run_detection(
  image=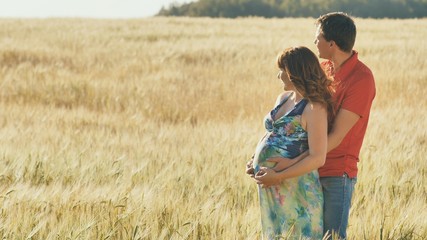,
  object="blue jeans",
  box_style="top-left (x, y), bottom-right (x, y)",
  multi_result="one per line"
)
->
top-left (320, 174), bottom-right (357, 239)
